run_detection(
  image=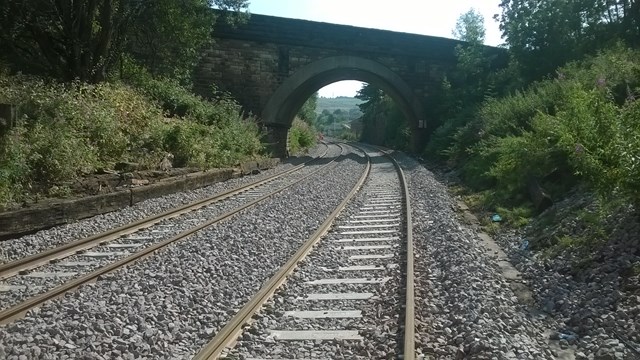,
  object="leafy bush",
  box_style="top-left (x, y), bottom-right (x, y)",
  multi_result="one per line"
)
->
top-left (288, 118), bottom-right (317, 155)
top-left (338, 131), bottom-right (358, 141)
top-left (618, 99), bottom-right (640, 203)
top-left (447, 79), bottom-right (569, 162)
top-left (0, 76), bottom-right (160, 201)
top-left (428, 45), bottom-right (640, 209)
top-left (120, 59), bottom-right (240, 125)
top-left (160, 115), bottom-right (263, 168)
top-left (0, 71), bottom-right (264, 208)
